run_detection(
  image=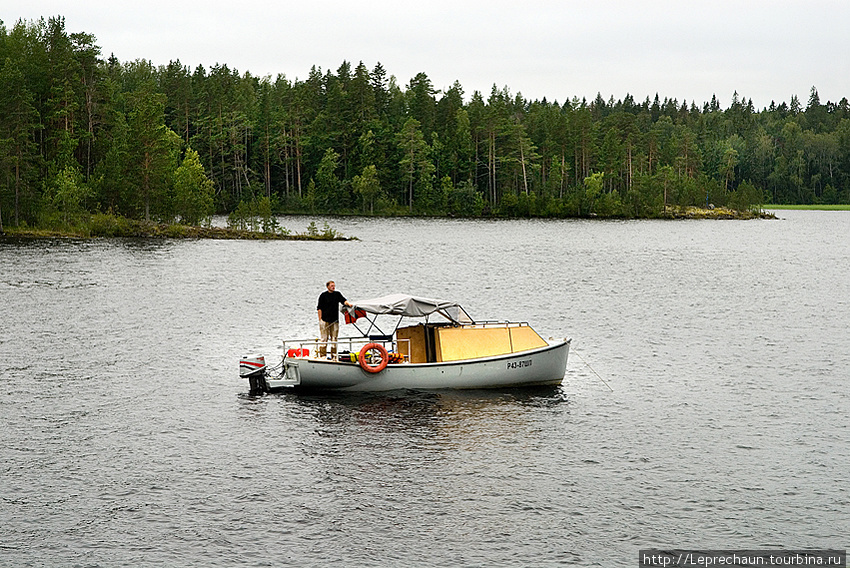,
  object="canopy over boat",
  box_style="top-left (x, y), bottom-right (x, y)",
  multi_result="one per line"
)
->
top-left (347, 294), bottom-right (474, 325)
